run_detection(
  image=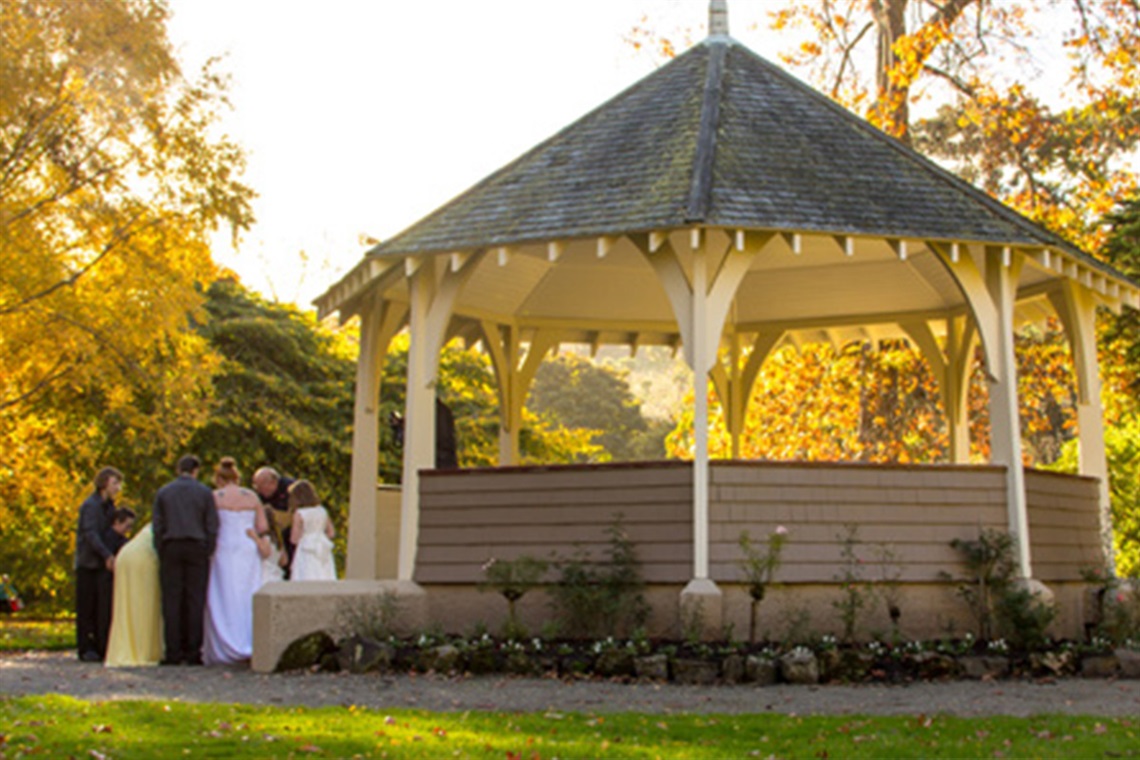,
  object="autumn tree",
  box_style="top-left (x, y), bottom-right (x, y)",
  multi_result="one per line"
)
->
top-left (765, 0), bottom-right (1140, 248)
top-left (0, 0), bottom-right (252, 607)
